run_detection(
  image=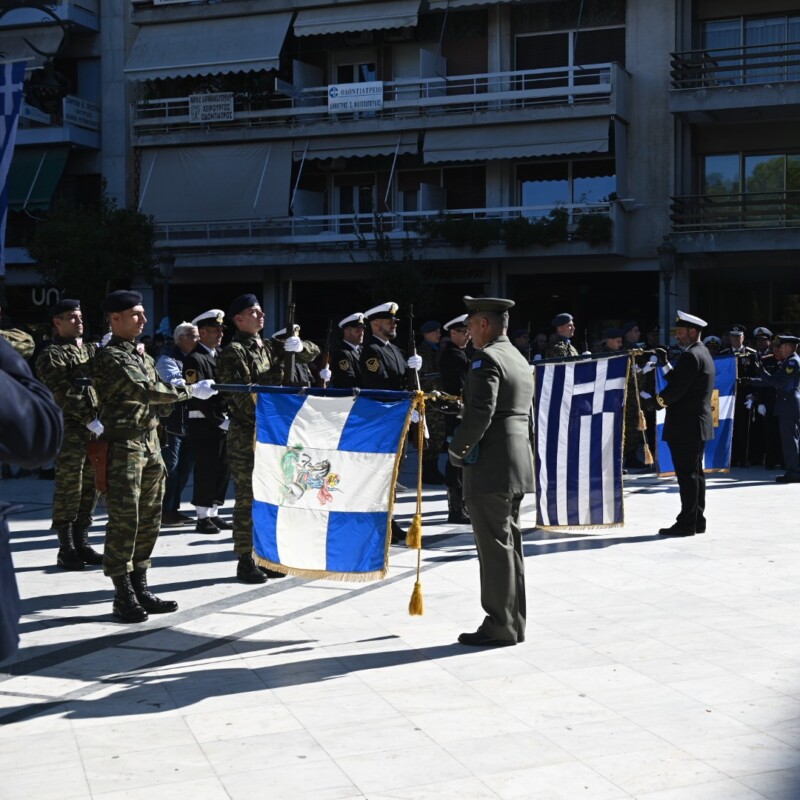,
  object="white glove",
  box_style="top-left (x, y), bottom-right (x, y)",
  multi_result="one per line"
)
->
top-left (99, 332), bottom-right (112, 347)
top-left (407, 354), bottom-right (423, 370)
top-left (757, 404), bottom-right (767, 417)
top-left (411, 410), bottom-right (420, 423)
top-left (284, 336), bottom-right (303, 353)
top-left (640, 360), bottom-right (655, 375)
top-left (218, 417), bottom-right (230, 432)
top-left (744, 396), bottom-right (753, 409)
top-left (190, 379), bottom-right (218, 400)
top-left (86, 417), bottom-right (104, 436)
top-left (639, 391), bottom-right (652, 400)
top-left (661, 363), bottom-right (673, 376)
top-left (319, 367), bottom-right (332, 381)
top-left (581, 351), bottom-right (592, 357)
